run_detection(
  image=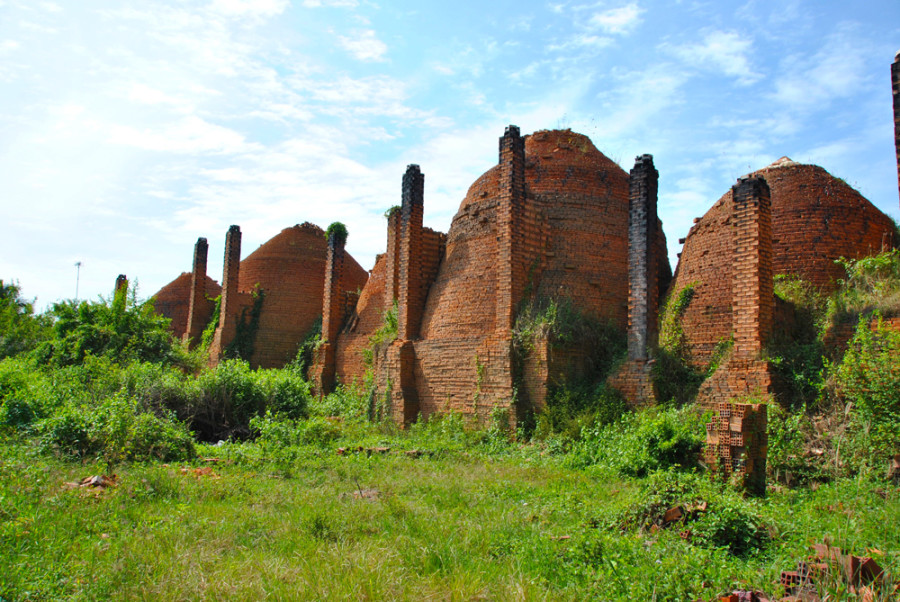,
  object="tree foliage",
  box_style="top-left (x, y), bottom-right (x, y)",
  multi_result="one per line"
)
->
top-left (0, 280), bottom-right (50, 359)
